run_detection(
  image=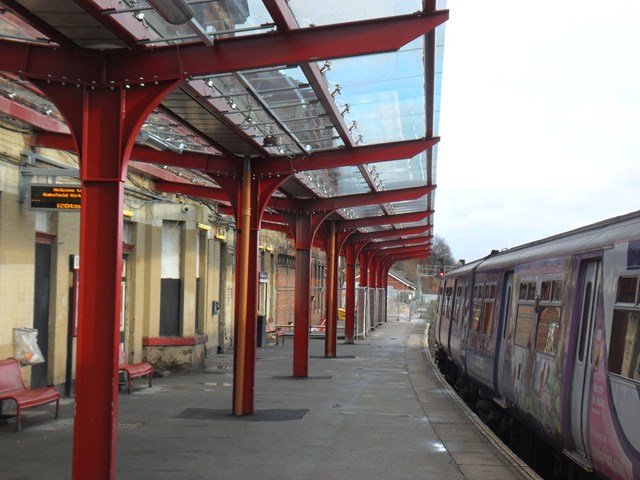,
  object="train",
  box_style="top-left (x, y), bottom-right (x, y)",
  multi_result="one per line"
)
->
top-left (434, 210), bottom-right (640, 479)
